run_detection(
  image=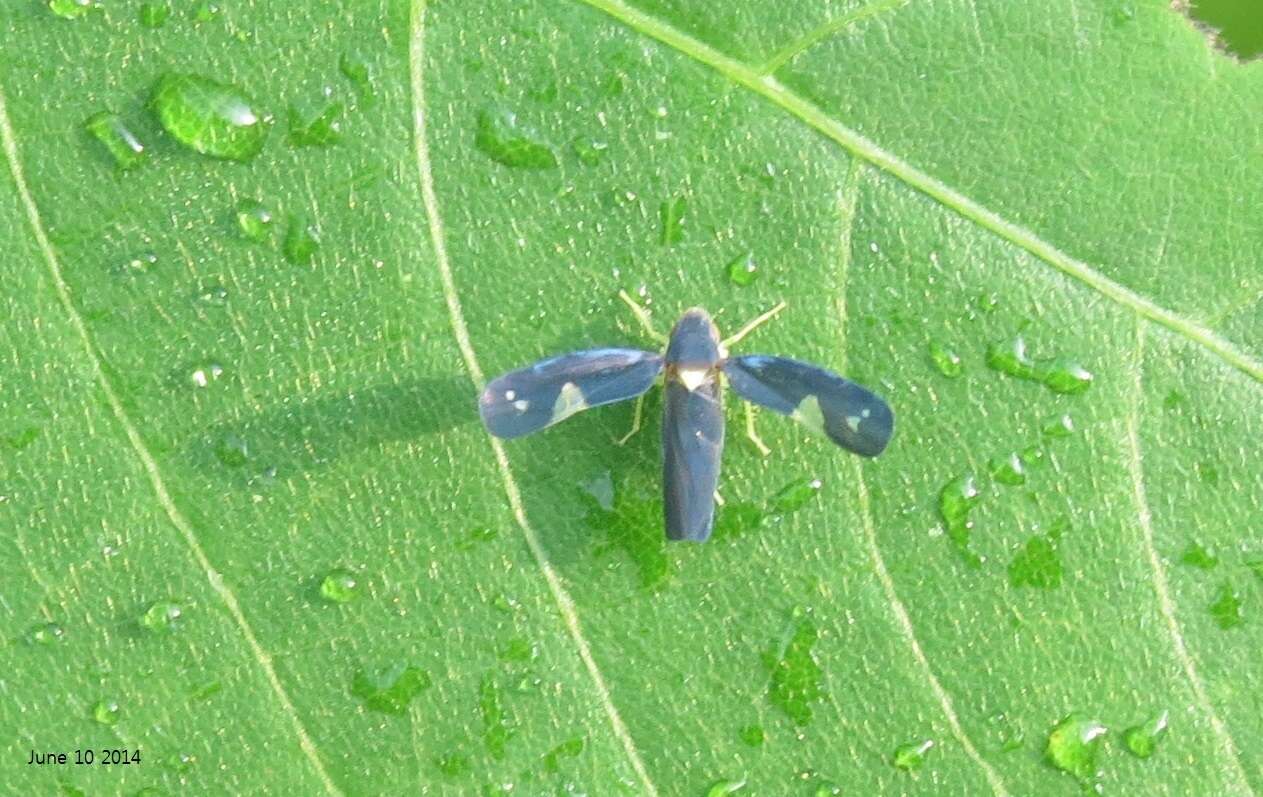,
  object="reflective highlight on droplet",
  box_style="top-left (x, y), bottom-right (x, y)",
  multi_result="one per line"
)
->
top-left (84, 112), bottom-right (145, 171)
top-left (151, 73), bottom-right (267, 161)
